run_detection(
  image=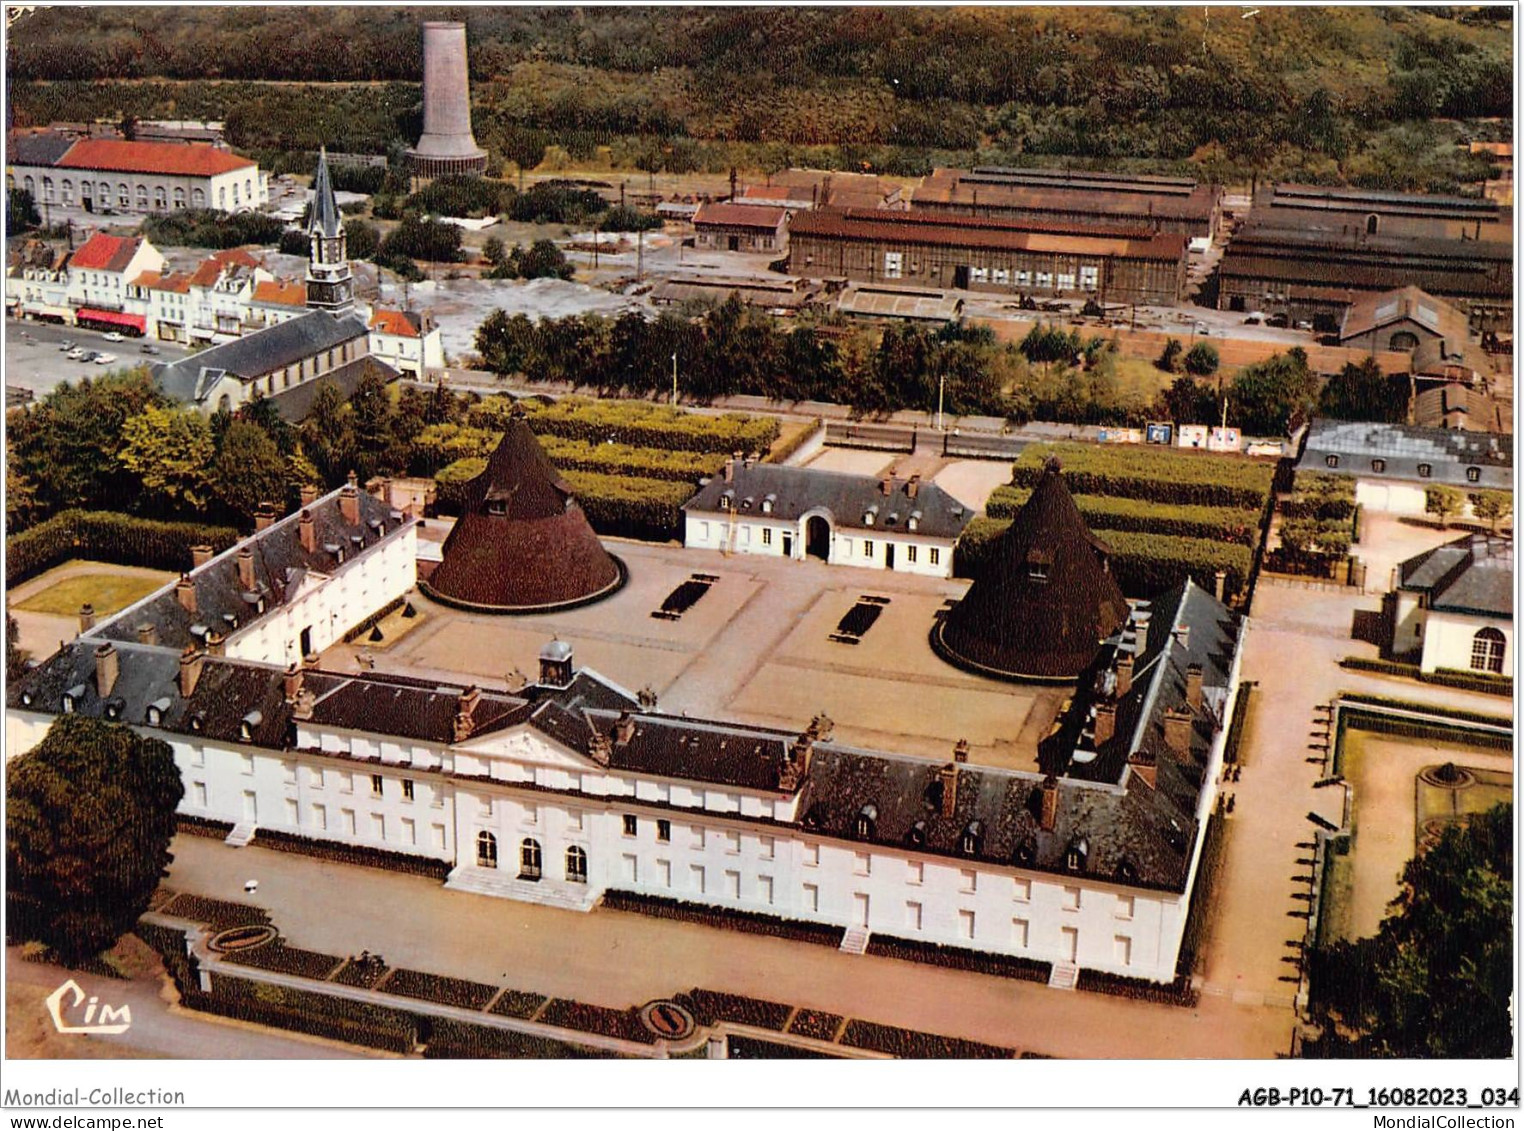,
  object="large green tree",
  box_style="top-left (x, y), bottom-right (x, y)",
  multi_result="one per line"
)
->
top-left (1309, 804), bottom-right (1512, 1058)
top-left (1318, 357), bottom-right (1408, 423)
top-left (7, 715), bottom-right (184, 963)
top-left (118, 405), bottom-right (216, 512)
top-left (211, 420), bottom-right (288, 521)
